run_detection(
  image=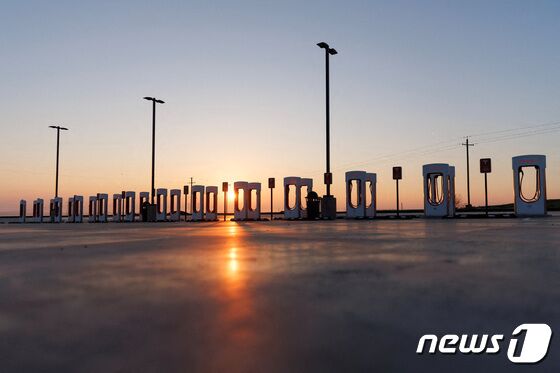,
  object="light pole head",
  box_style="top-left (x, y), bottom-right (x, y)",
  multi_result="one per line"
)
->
top-left (144, 96), bottom-right (165, 104)
top-left (49, 125), bottom-right (69, 131)
top-left (329, 48), bottom-right (338, 55)
top-left (317, 42), bottom-right (329, 49)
